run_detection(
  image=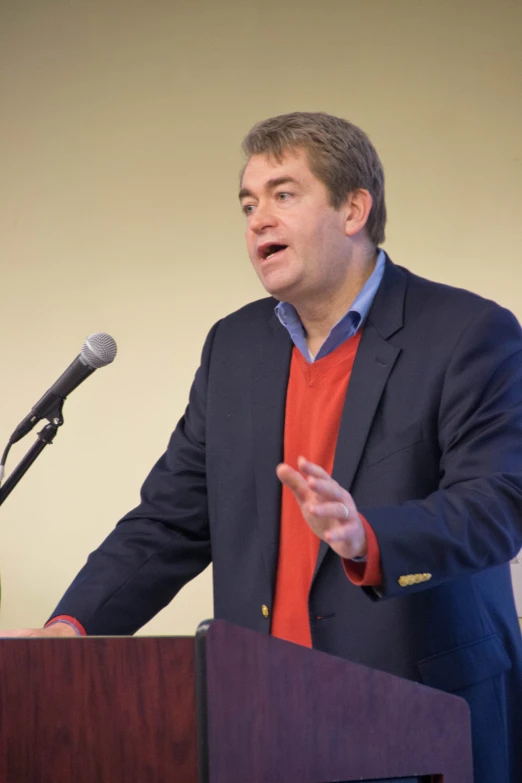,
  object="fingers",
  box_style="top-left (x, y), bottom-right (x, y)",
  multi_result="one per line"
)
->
top-left (306, 477), bottom-right (345, 502)
top-left (309, 501), bottom-right (351, 520)
top-left (297, 456), bottom-right (330, 479)
top-left (279, 458), bottom-right (352, 507)
top-left (325, 522), bottom-right (367, 560)
top-left (276, 463), bottom-right (309, 504)
top-left (299, 458), bottom-right (348, 504)
top-left (325, 524), bottom-right (356, 542)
